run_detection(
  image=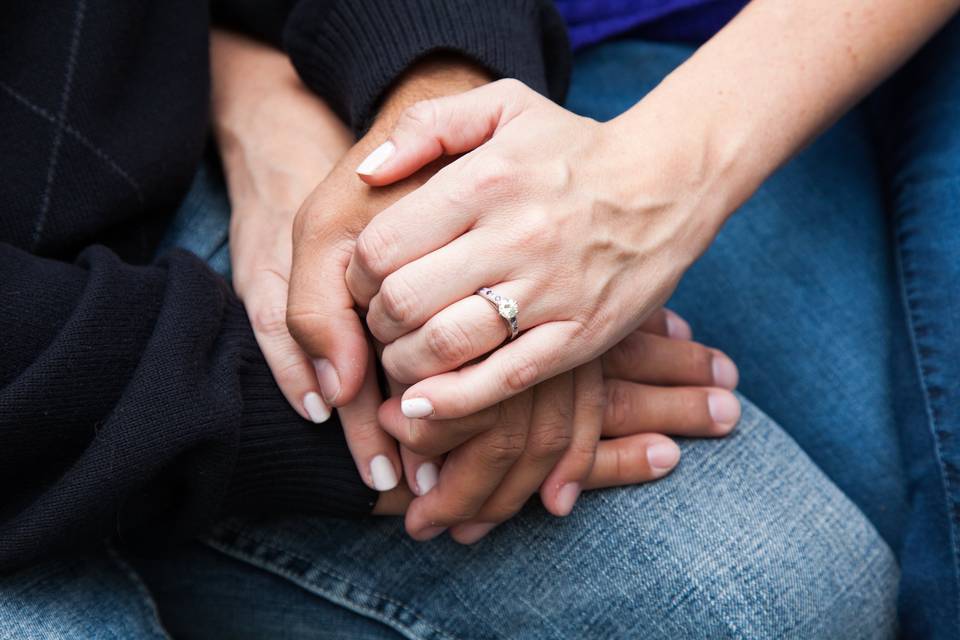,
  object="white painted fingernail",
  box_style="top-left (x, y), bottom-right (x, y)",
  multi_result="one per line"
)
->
top-left (370, 455), bottom-right (399, 491)
top-left (303, 392), bottom-right (331, 424)
top-left (356, 141), bottom-right (396, 175)
top-left (402, 397), bottom-right (434, 418)
top-left (416, 462), bottom-right (439, 495)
